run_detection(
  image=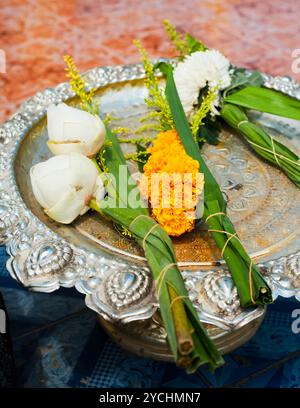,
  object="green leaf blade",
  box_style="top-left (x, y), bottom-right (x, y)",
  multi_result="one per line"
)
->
top-left (225, 86), bottom-right (300, 121)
